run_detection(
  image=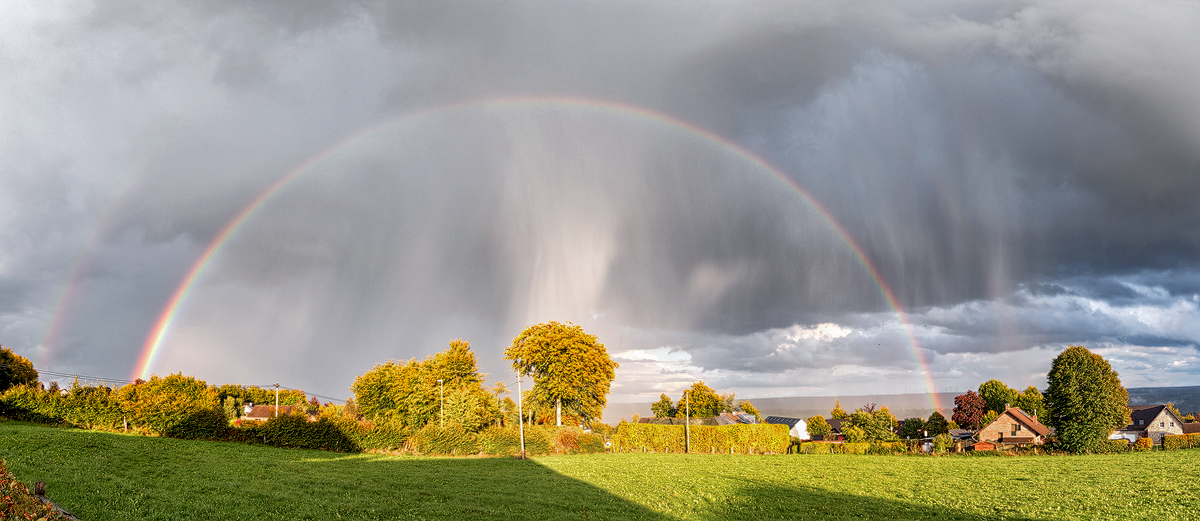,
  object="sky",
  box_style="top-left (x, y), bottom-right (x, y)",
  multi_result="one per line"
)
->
top-left (2, 0), bottom-right (1198, 408)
